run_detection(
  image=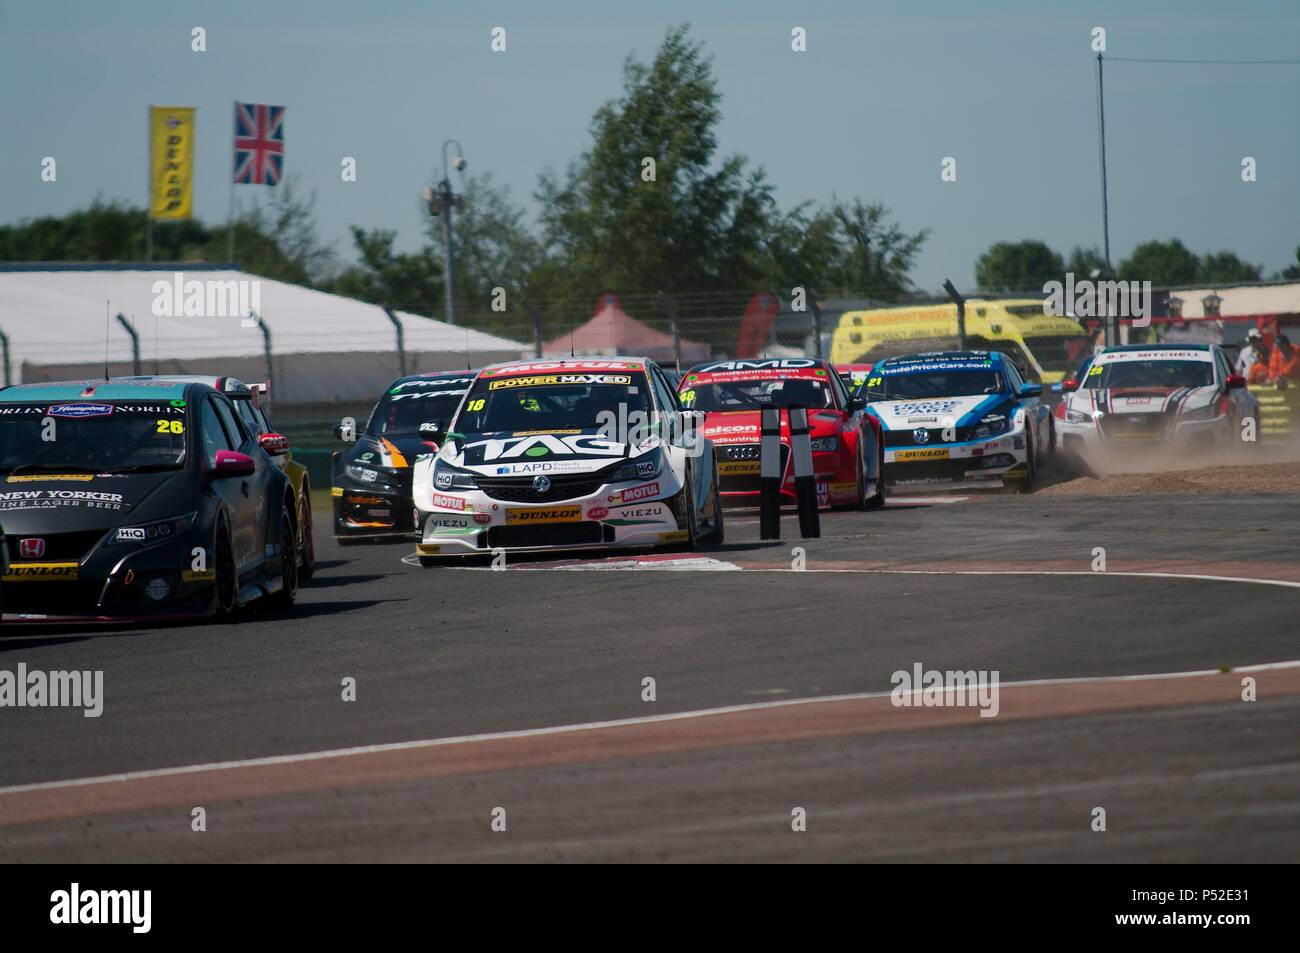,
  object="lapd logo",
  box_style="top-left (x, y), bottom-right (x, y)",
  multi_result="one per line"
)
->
top-left (532, 475), bottom-right (551, 493)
